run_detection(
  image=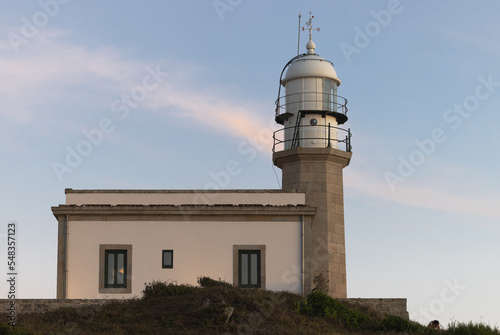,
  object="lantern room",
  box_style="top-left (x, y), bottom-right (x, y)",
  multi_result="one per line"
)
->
top-left (273, 31), bottom-right (351, 152)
